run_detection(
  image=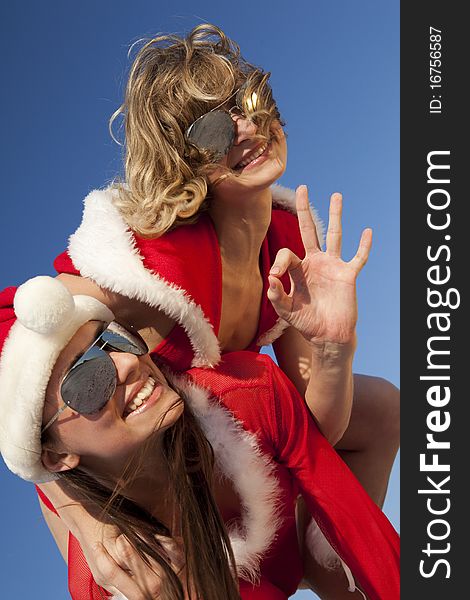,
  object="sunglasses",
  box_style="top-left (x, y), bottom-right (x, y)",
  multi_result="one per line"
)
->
top-left (41, 321), bottom-right (148, 435)
top-left (185, 76), bottom-right (274, 160)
